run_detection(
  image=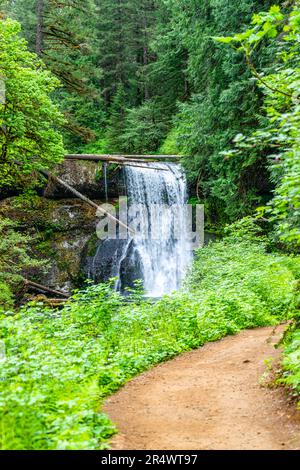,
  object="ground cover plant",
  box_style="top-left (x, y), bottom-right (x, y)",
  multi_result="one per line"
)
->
top-left (1, 229), bottom-right (299, 449)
